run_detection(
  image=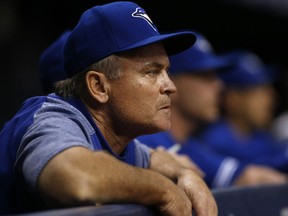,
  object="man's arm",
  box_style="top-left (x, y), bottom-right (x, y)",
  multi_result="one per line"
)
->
top-left (37, 146), bottom-right (192, 216)
top-left (148, 148), bottom-right (218, 216)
